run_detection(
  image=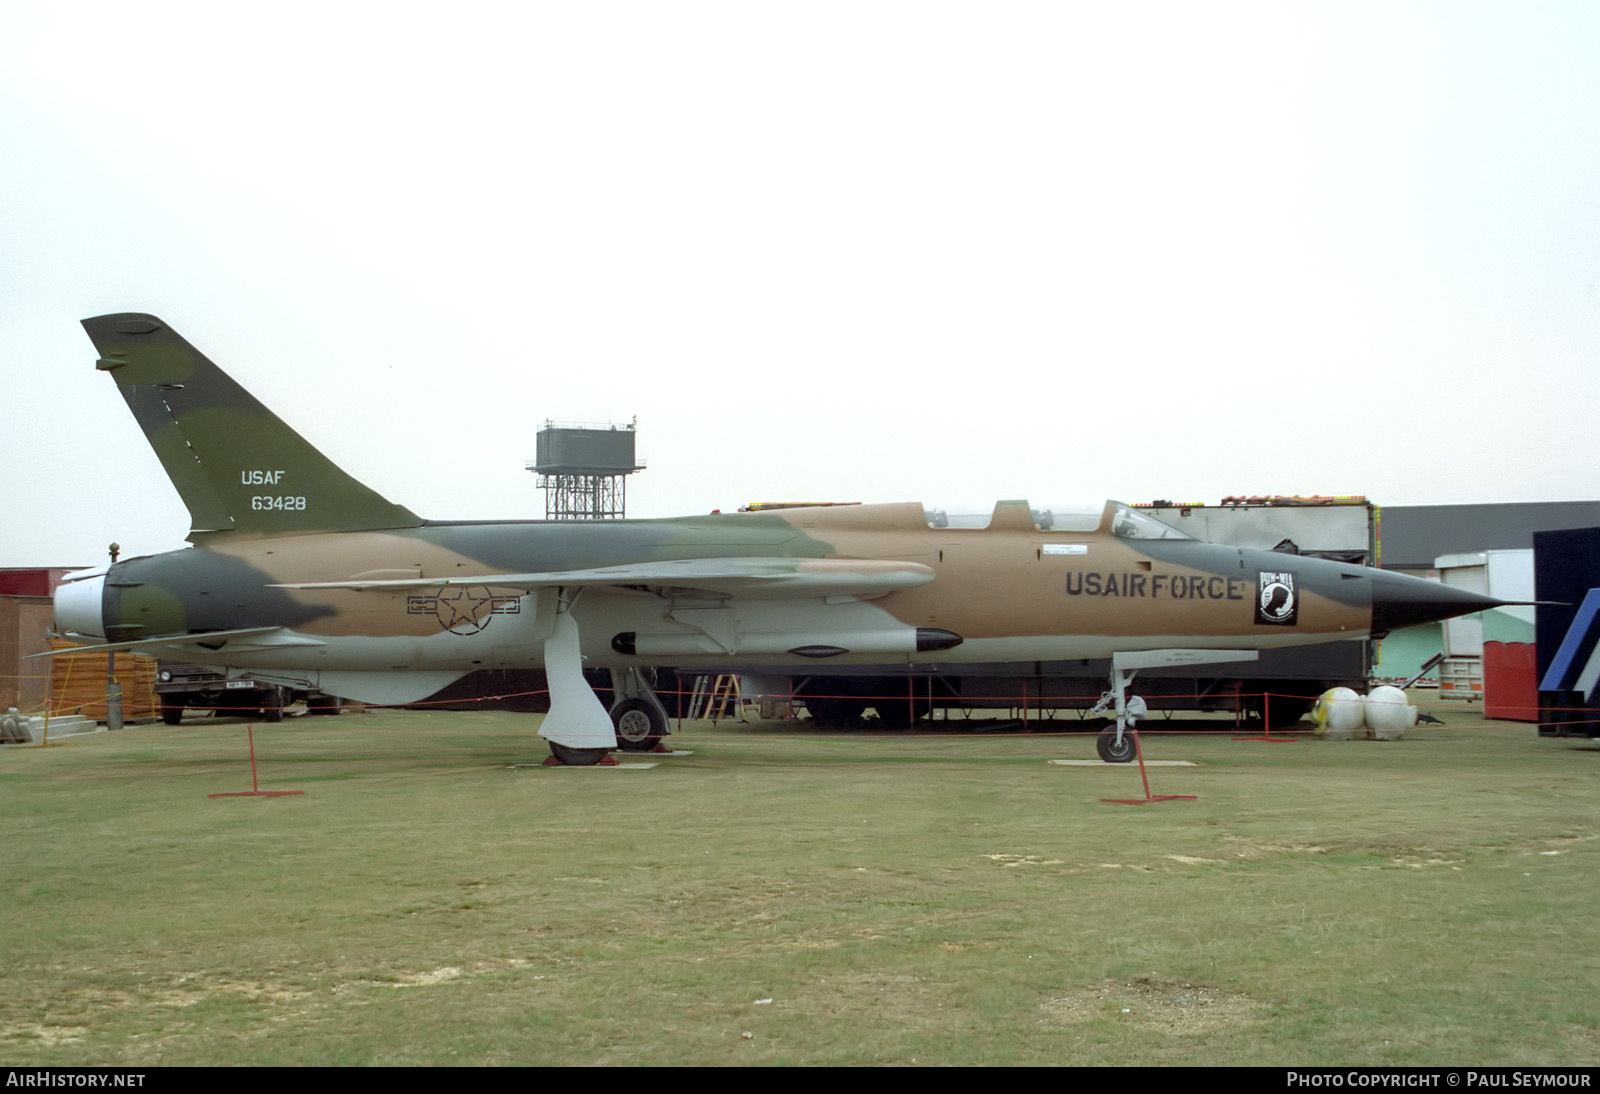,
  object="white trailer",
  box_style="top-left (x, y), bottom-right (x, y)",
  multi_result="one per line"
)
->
top-left (1434, 549), bottom-right (1534, 700)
